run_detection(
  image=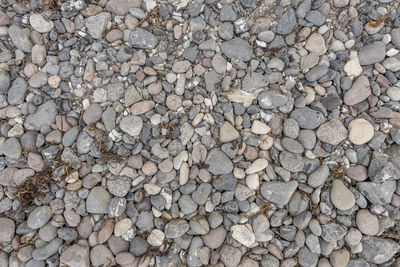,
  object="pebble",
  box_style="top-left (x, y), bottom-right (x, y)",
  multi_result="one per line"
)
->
top-left (343, 76), bottom-right (371, 106)
top-left (348, 119), bottom-right (374, 145)
top-left (27, 206), bottom-right (53, 230)
top-left (219, 122), bottom-right (240, 143)
top-left (316, 119), bottom-right (348, 146)
top-left (330, 180), bottom-right (355, 210)
top-left (120, 115), bottom-right (143, 137)
top-left (261, 181), bottom-right (298, 205)
top-left (356, 209), bottom-right (379, 236)
top-left (0, 1), bottom-right (397, 265)
top-left (358, 41), bottom-right (386, 65)
top-left (86, 187), bottom-right (111, 214)
top-left (0, 218), bottom-right (15, 242)
top-left (221, 38), bottom-right (253, 61)
top-left (305, 33), bottom-right (327, 56)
